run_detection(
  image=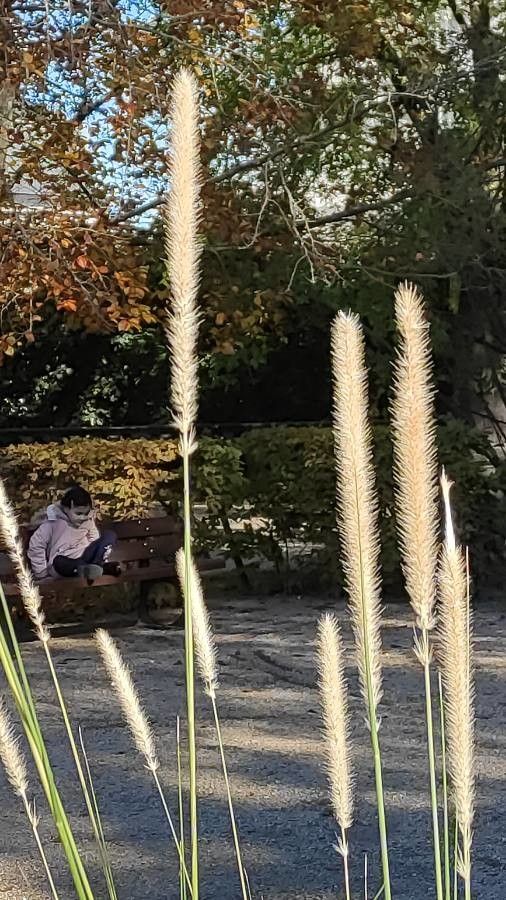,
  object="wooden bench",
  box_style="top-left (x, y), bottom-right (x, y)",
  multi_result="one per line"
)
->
top-left (0, 515), bottom-right (225, 634)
